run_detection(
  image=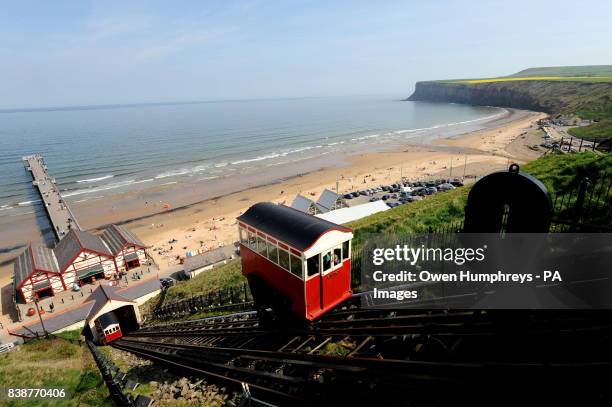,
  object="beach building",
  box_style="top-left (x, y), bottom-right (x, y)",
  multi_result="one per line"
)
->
top-left (316, 200), bottom-right (390, 224)
top-left (182, 246), bottom-right (234, 279)
top-left (55, 229), bottom-right (115, 288)
top-left (14, 245), bottom-right (64, 302)
top-left (291, 194), bottom-right (317, 214)
top-left (13, 225), bottom-right (149, 303)
top-left (315, 189), bottom-right (344, 213)
top-left (100, 224), bottom-right (148, 272)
